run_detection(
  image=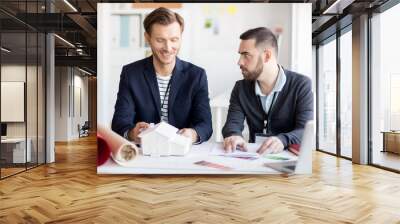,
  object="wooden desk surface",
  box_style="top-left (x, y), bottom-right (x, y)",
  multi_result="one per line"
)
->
top-left (1, 135), bottom-right (400, 223)
top-left (1, 137), bottom-right (26, 143)
top-left (381, 131), bottom-right (400, 134)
